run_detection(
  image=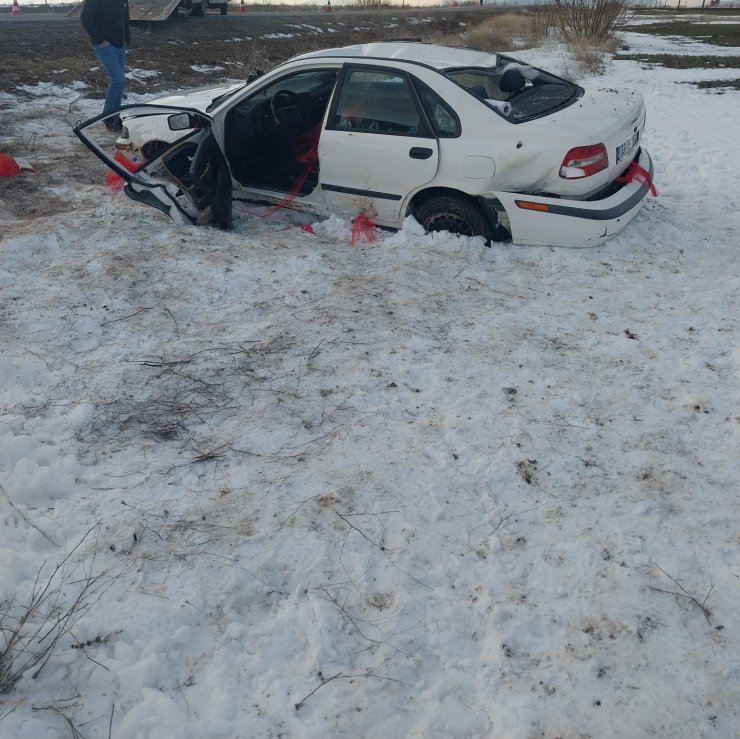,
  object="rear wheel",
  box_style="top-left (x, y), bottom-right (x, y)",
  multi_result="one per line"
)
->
top-left (220, 2), bottom-right (227, 13)
top-left (414, 193), bottom-right (495, 242)
top-left (190, 0), bottom-right (206, 16)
